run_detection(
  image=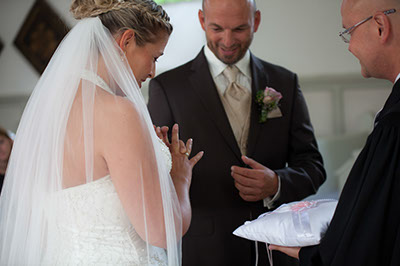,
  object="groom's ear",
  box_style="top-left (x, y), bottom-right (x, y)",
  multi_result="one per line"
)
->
top-left (253, 10), bottom-right (261, 33)
top-left (198, 9), bottom-right (206, 31)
